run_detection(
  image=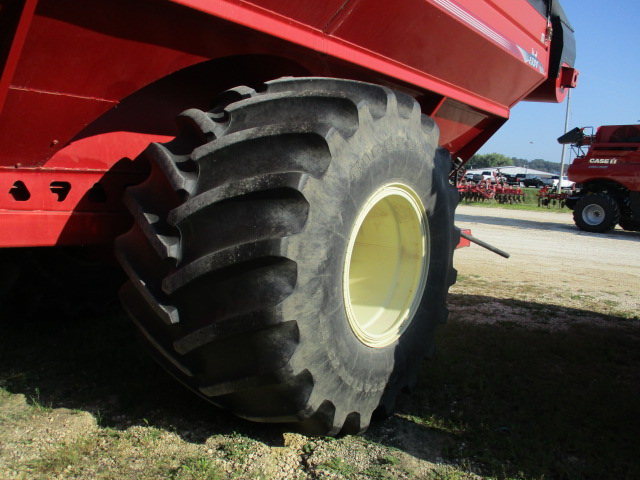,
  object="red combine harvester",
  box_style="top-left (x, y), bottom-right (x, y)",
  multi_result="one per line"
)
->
top-left (0, 0), bottom-right (577, 434)
top-left (560, 125), bottom-right (640, 232)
